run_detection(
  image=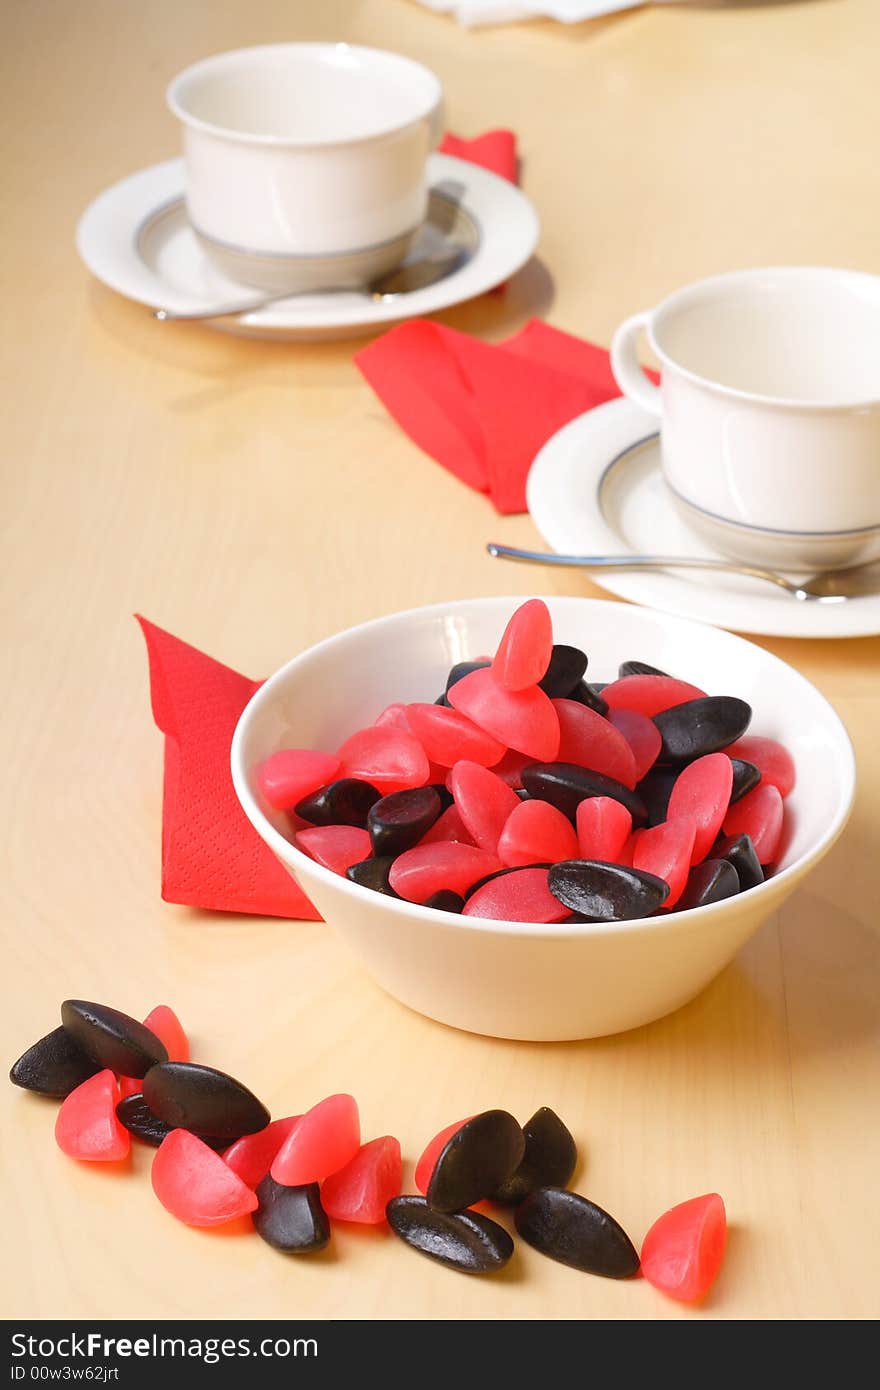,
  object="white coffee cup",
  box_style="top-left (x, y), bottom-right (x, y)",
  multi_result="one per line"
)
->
top-left (167, 43), bottom-right (444, 292)
top-left (610, 267), bottom-right (880, 570)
